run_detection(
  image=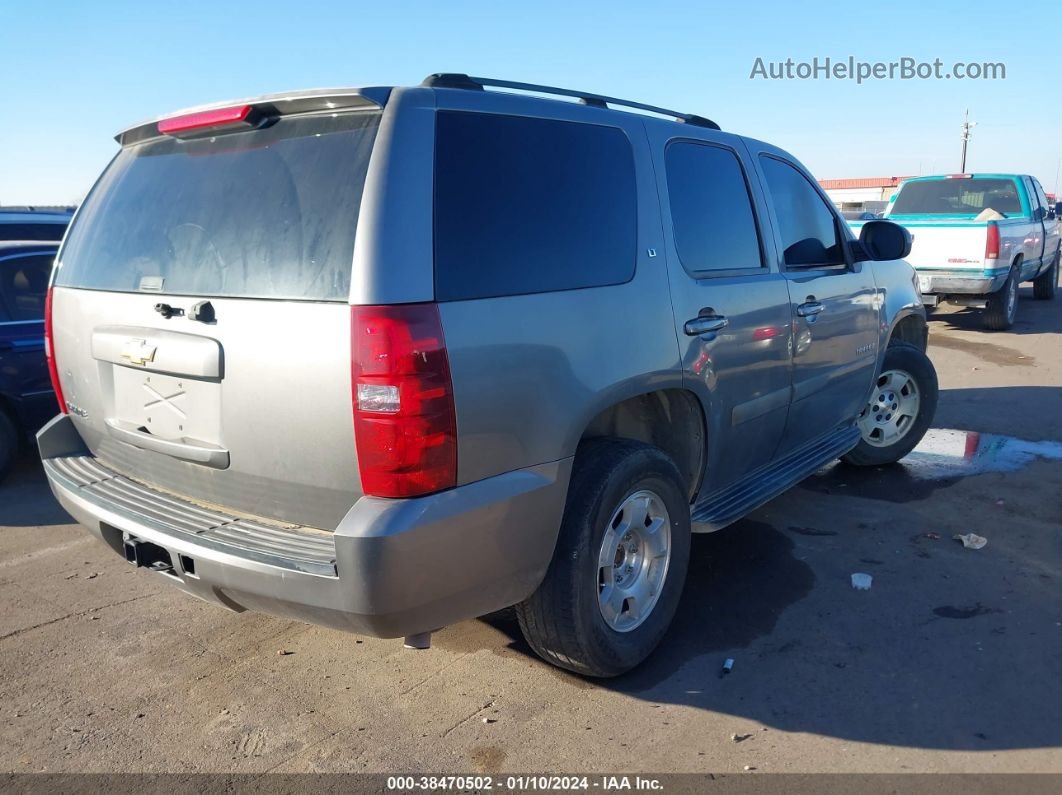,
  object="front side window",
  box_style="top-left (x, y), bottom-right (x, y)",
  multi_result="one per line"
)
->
top-left (759, 156), bottom-right (844, 267)
top-left (665, 142), bottom-right (762, 273)
top-left (434, 112), bottom-right (637, 301)
top-left (1034, 181), bottom-right (1050, 218)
